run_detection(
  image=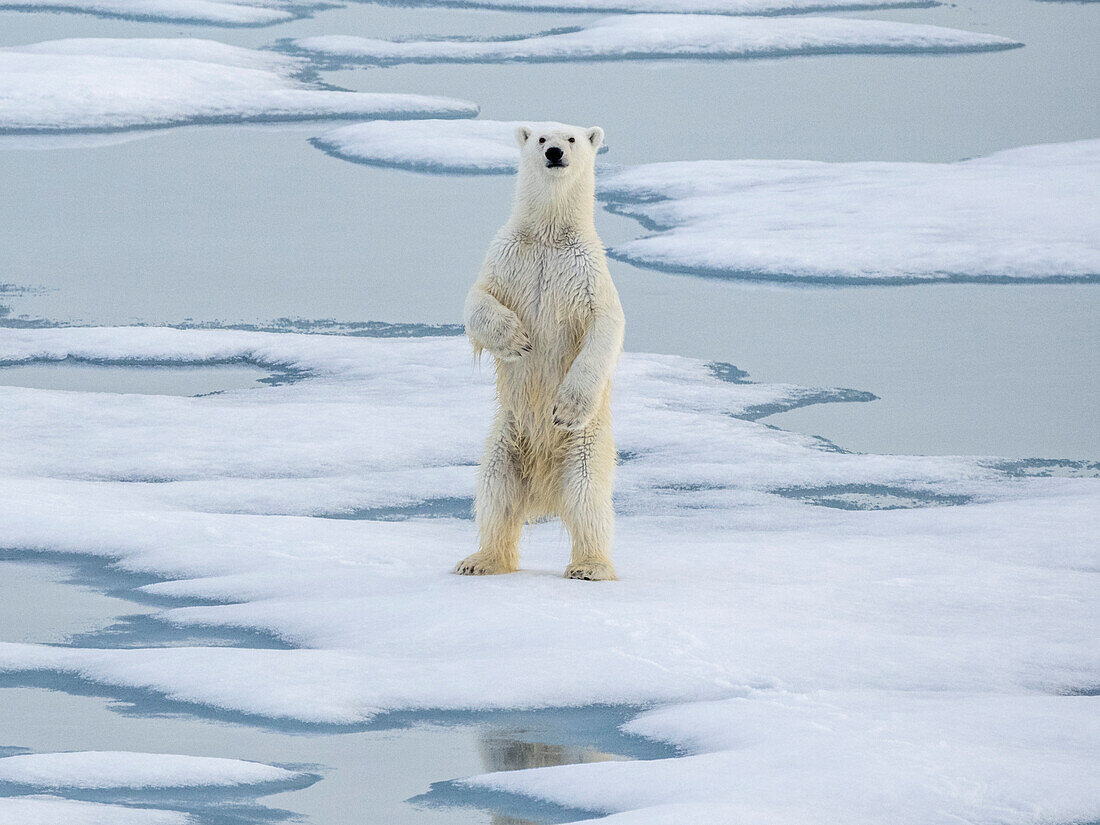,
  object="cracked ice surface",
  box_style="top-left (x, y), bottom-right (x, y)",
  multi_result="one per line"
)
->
top-left (0, 39), bottom-right (478, 134)
top-left (599, 139), bottom-right (1100, 283)
top-left (0, 326), bottom-right (1096, 824)
top-left (287, 15), bottom-right (1019, 66)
